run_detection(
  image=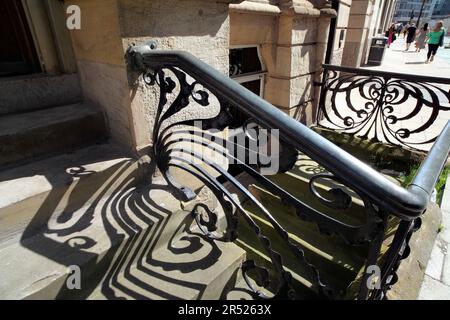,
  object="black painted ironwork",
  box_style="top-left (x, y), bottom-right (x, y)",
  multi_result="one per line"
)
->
top-left (127, 44), bottom-right (450, 300)
top-left (317, 64), bottom-right (450, 151)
